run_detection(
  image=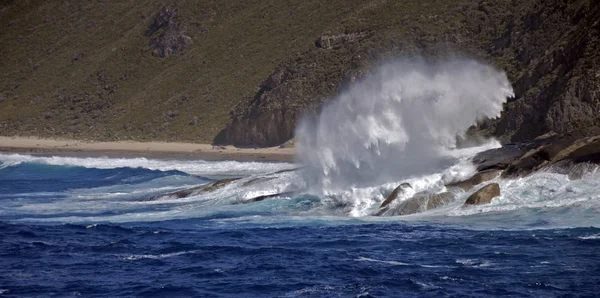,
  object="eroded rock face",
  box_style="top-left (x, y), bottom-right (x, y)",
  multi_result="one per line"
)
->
top-left (464, 183), bottom-right (500, 206)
